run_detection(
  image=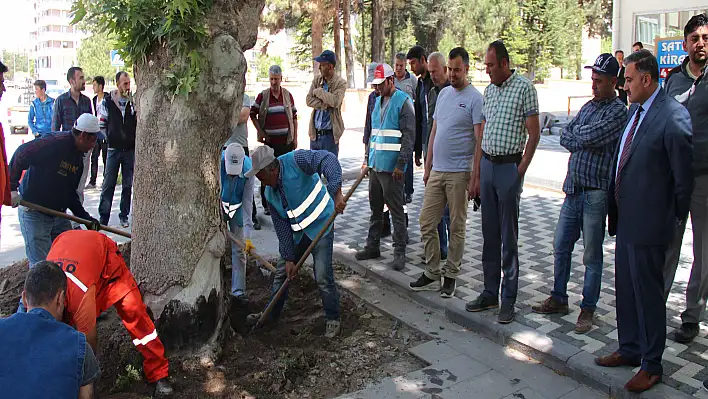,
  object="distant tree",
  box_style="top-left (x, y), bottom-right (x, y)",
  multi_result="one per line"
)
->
top-left (76, 32), bottom-right (117, 82)
top-left (1, 51), bottom-right (33, 81)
